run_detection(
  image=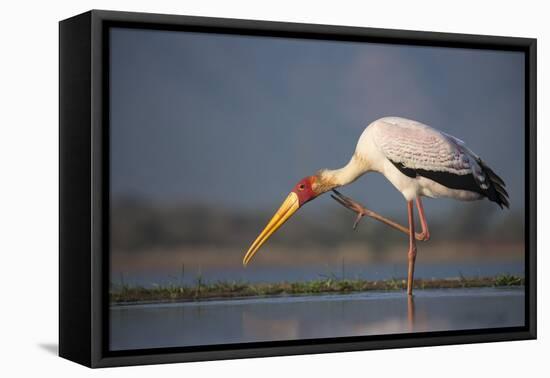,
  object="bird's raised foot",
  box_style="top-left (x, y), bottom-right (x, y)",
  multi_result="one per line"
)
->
top-left (330, 189), bottom-right (370, 230)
